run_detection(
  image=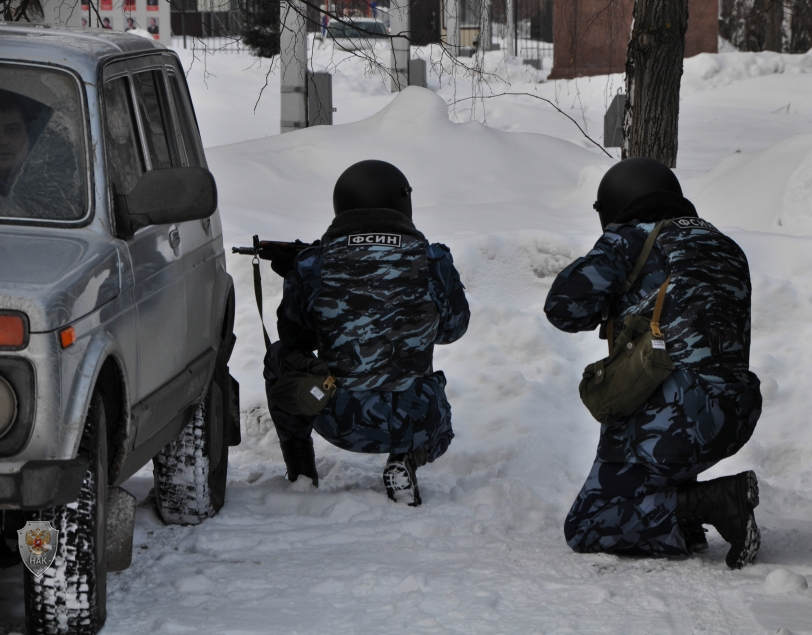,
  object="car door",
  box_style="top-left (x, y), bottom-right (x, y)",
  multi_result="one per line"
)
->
top-left (102, 59), bottom-right (189, 448)
top-left (163, 56), bottom-right (219, 363)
